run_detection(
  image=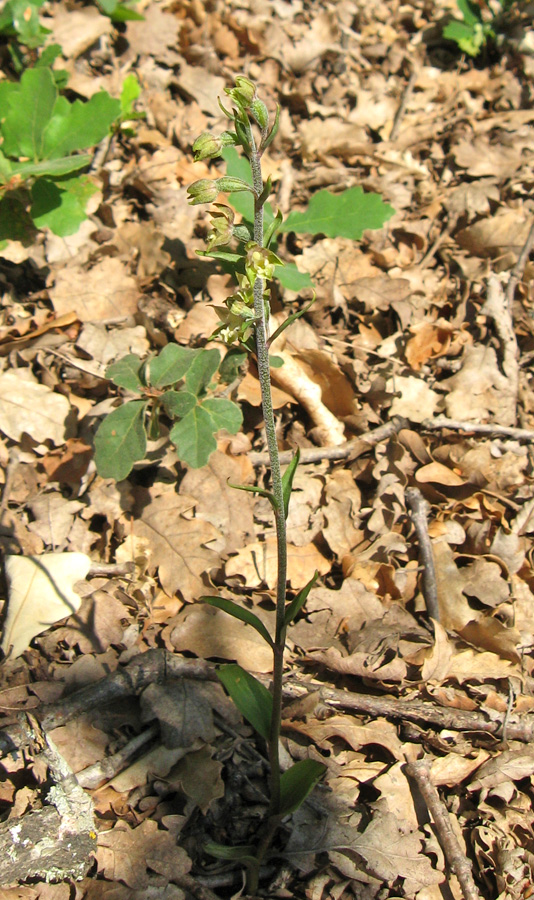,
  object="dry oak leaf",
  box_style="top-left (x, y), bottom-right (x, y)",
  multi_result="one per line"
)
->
top-left (49, 257), bottom-right (139, 323)
top-left (226, 537), bottom-right (330, 590)
top-left (305, 646), bottom-right (407, 684)
top-left (455, 209), bottom-right (531, 259)
top-left (439, 344), bottom-right (512, 424)
top-left (287, 714), bottom-right (404, 761)
top-left (97, 819), bottom-right (191, 889)
top-left (288, 578), bottom-right (383, 652)
top-left (387, 374), bottom-right (440, 423)
top-left (0, 371), bottom-right (71, 445)
top-left (130, 492), bottom-right (221, 601)
top-left (170, 603), bottom-right (274, 673)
